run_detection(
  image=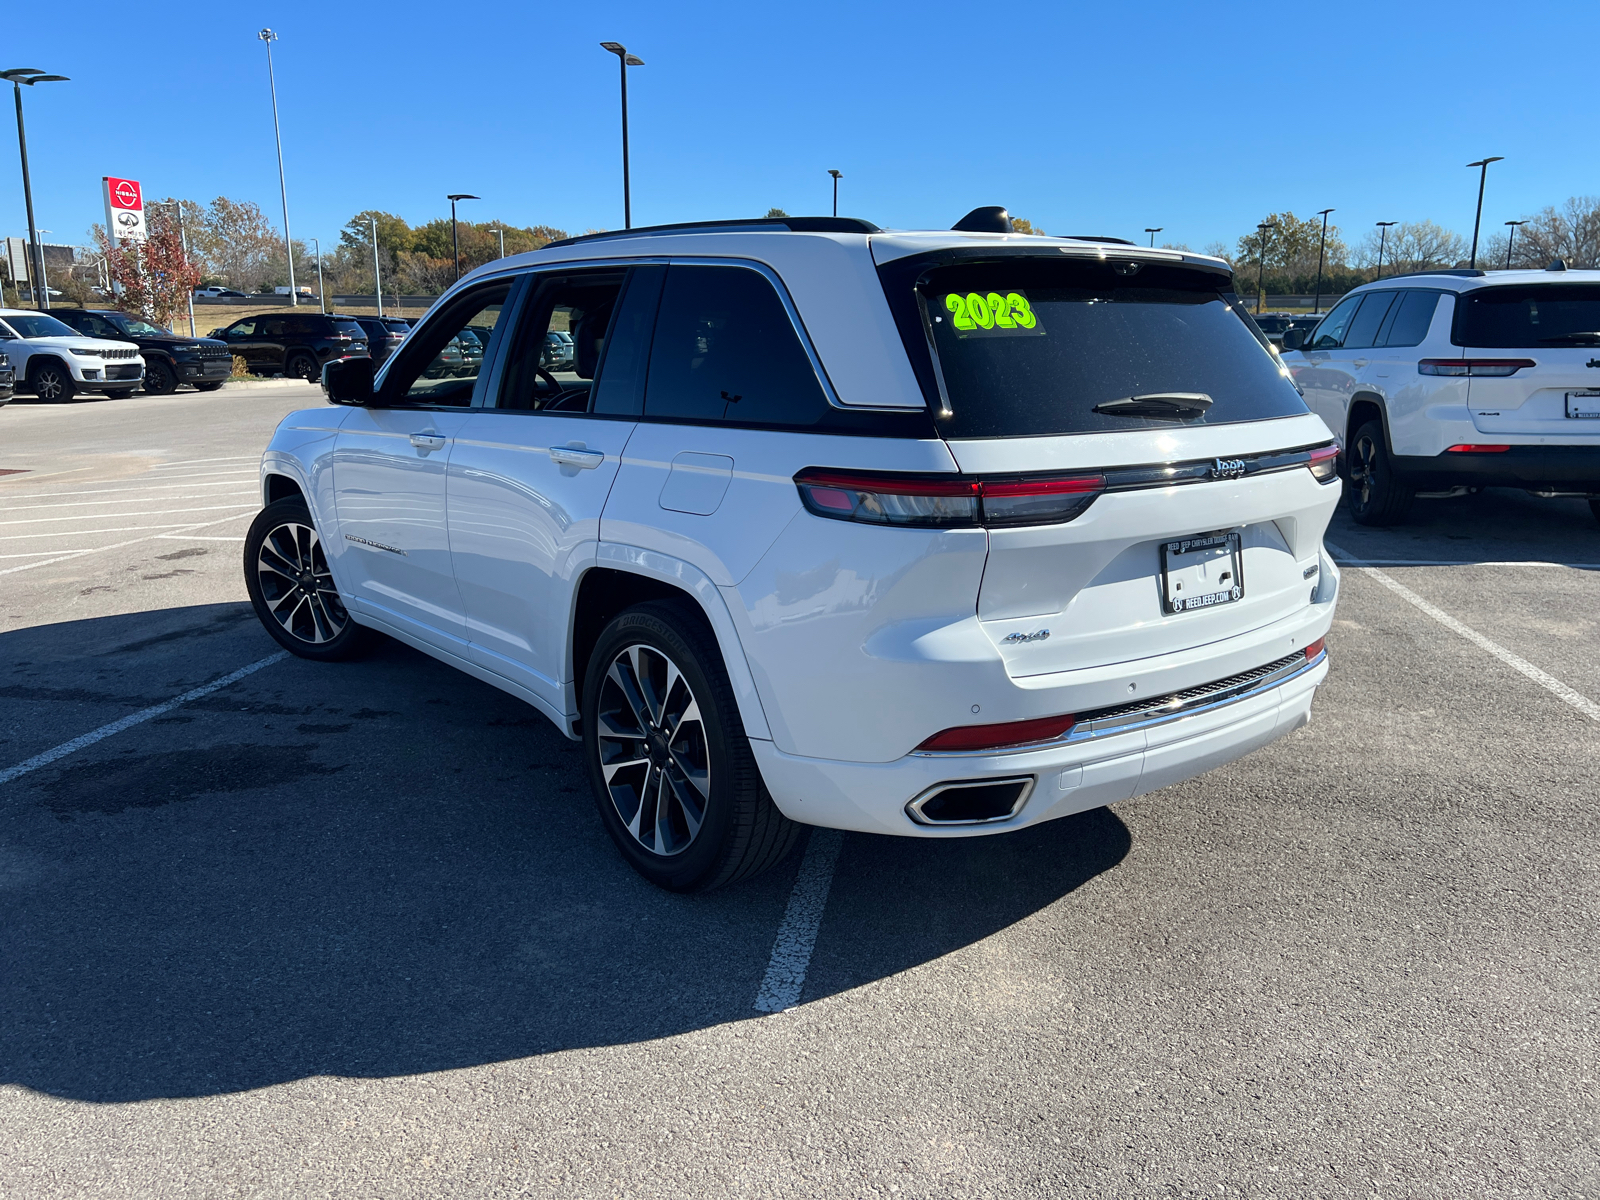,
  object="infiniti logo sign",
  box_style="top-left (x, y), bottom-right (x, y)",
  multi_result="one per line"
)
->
top-left (1211, 458), bottom-right (1248, 480)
